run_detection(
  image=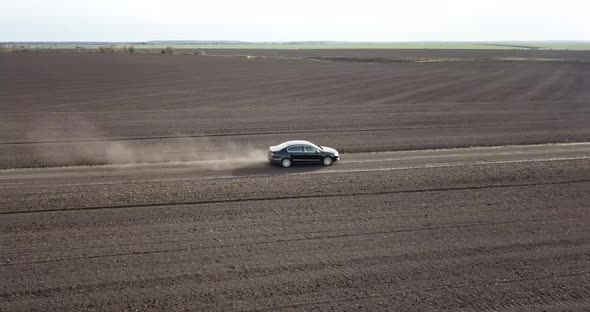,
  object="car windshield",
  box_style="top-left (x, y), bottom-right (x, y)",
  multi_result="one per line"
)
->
top-left (304, 143), bottom-right (322, 150)
top-left (307, 143), bottom-right (322, 150)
